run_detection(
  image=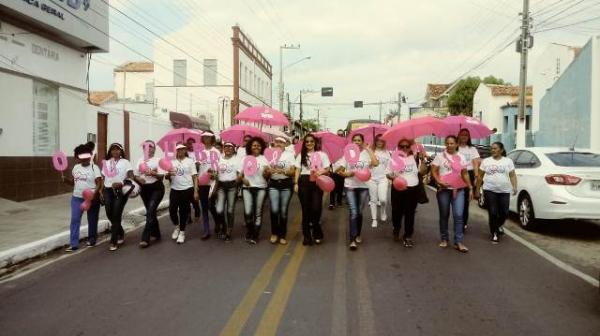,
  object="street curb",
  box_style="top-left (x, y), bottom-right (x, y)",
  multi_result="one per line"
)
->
top-left (0, 201), bottom-right (169, 270)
